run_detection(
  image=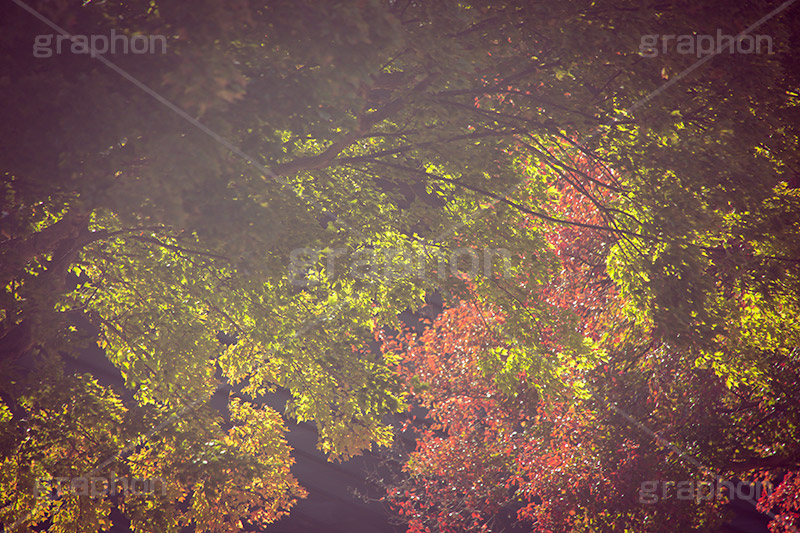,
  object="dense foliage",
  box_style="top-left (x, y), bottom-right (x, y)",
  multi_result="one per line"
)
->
top-left (1, 0), bottom-right (799, 531)
top-left (383, 149), bottom-right (800, 532)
